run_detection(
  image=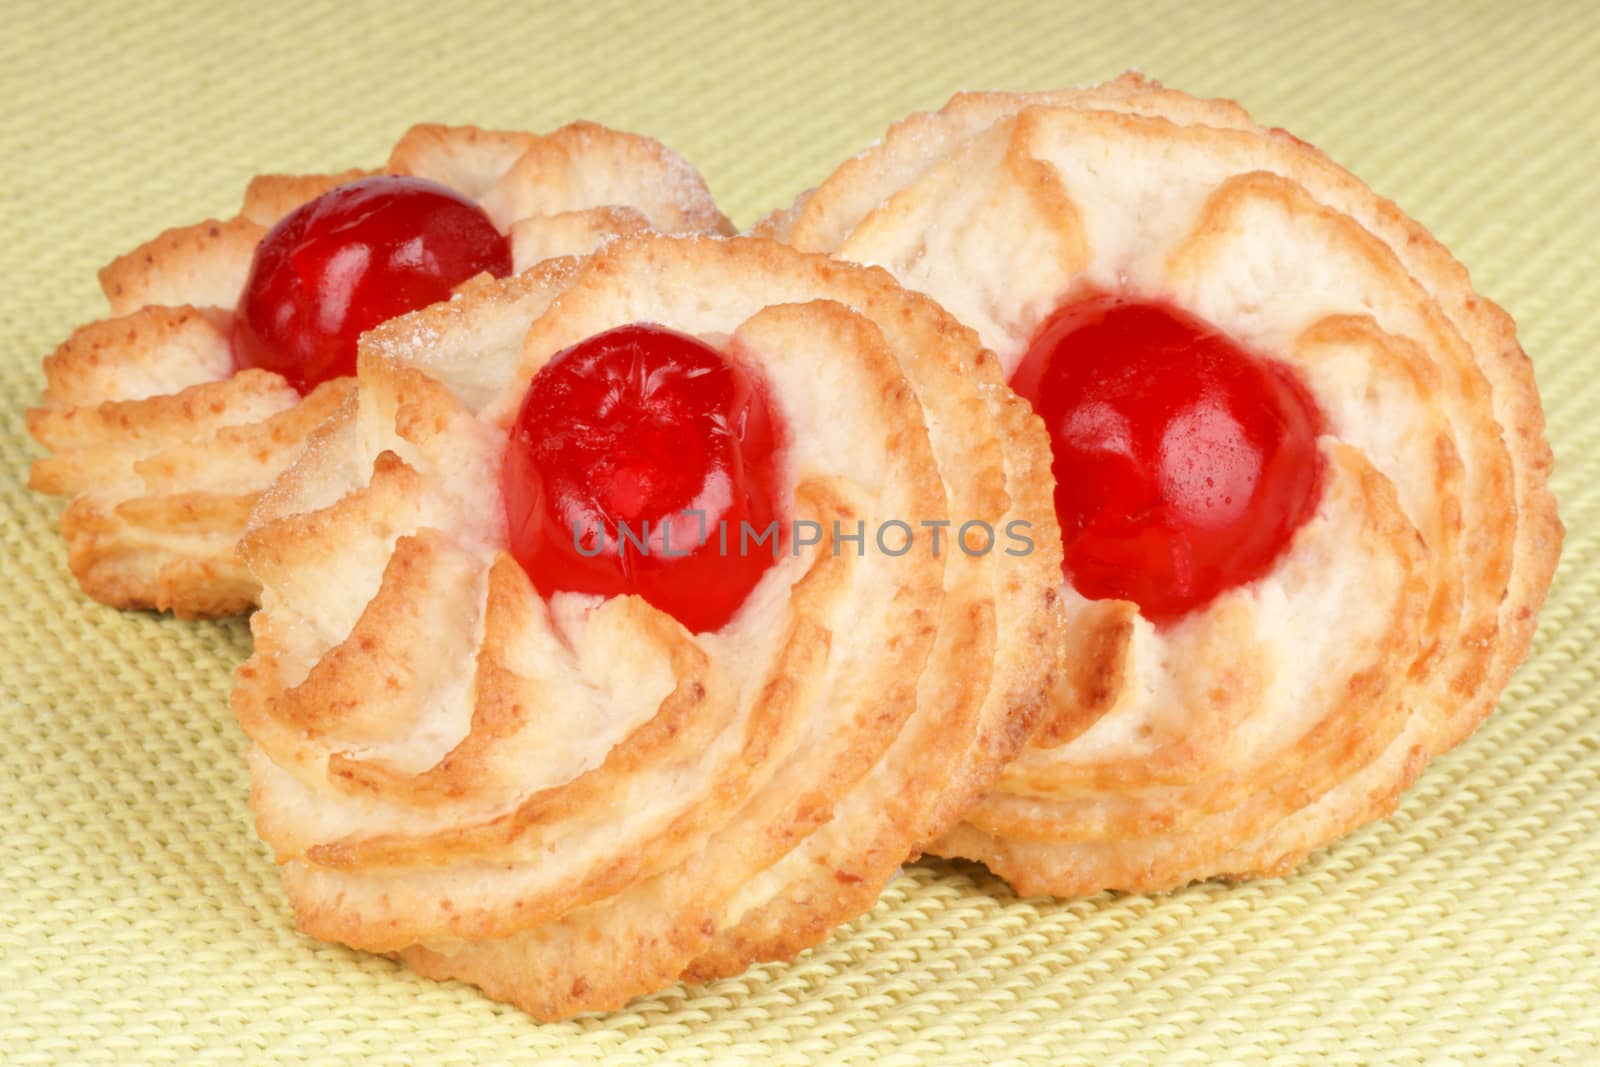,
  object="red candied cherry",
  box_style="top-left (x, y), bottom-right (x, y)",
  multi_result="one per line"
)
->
top-left (1010, 295), bottom-right (1325, 623)
top-left (233, 176), bottom-right (512, 393)
top-left (502, 323), bottom-right (784, 634)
